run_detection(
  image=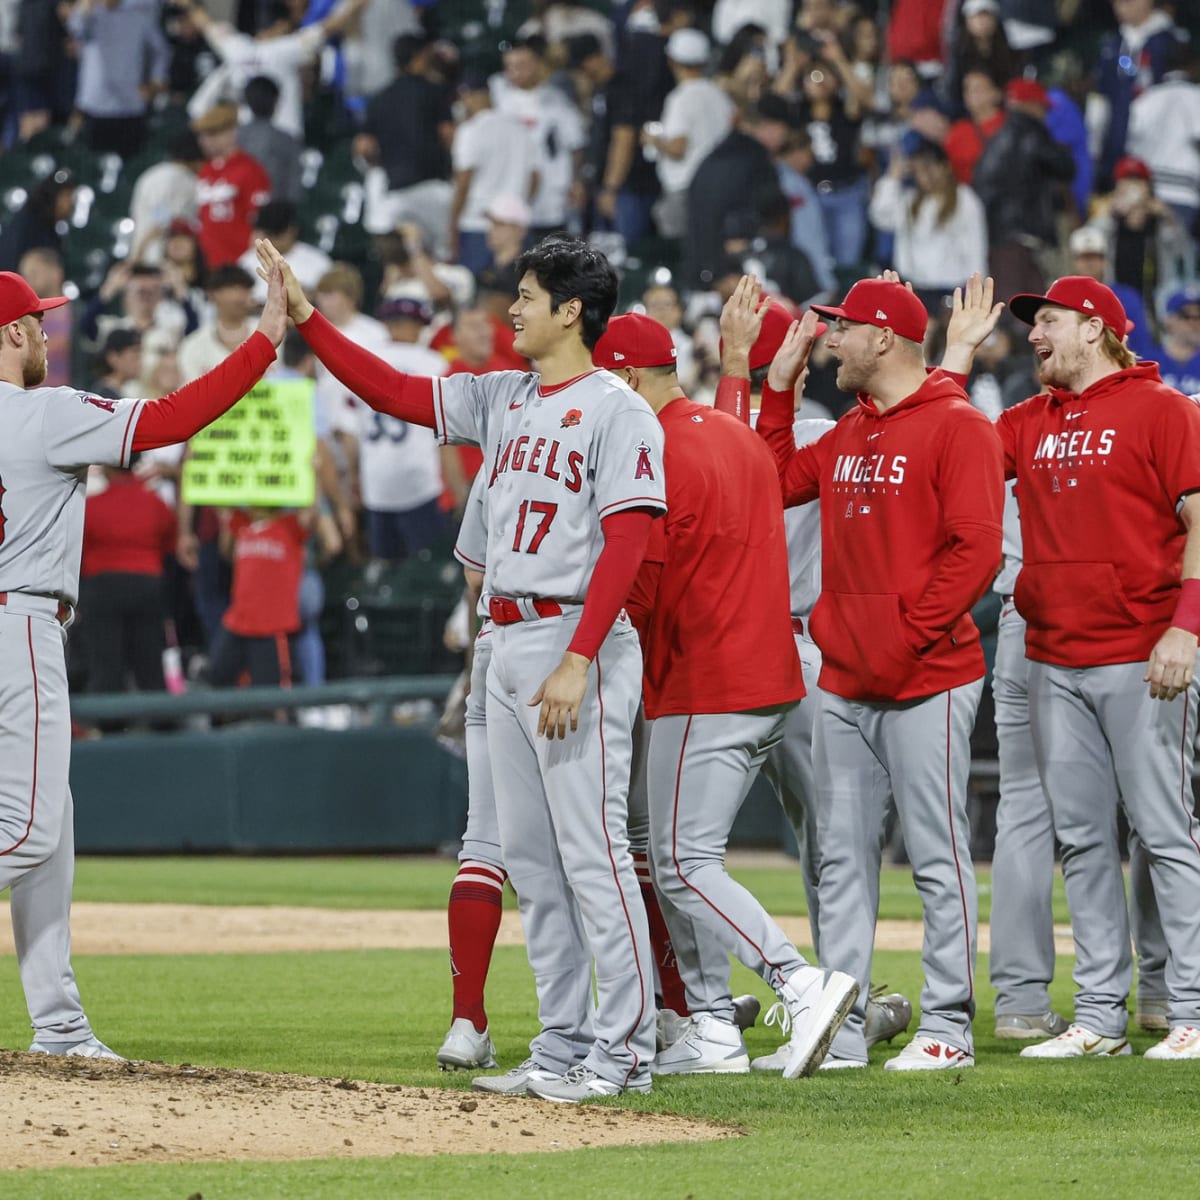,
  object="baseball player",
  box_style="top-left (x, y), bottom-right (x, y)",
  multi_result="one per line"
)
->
top-left (265, 236), bottom-right (666, 1103)
top-left (757, 278), bottom-right (1004, 1069)
top-left (437, 472), bottom-right (506, 1071)
top-left (594, 312), bottom-right (858, 1080)
top-left (0, 266), bottom-right (286, 1057)
top-left (985, 276), bottom-right (1200, 1061)
top-left (714, 280), bottom-right (914, 1061)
